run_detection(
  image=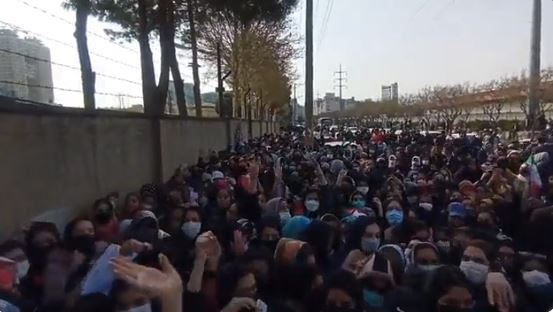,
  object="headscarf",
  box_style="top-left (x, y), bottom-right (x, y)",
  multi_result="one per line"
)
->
top-left (408, 242), bottom-right (439, 266)
top-left (379, 244), bottom-right (406, 269)
top-left (274, 238), bottom-right (307, 266)
top-left (345, 216), bottom-right (375, 252)
top-left (265, 197), bottom-right (283, 215)
top-left (282, 216), bottom-right (312, 240)
top-left (302, 220), bottom-right (335, 268)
